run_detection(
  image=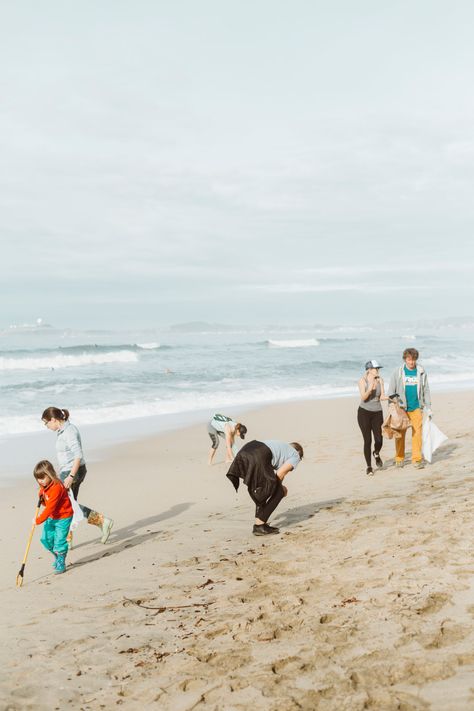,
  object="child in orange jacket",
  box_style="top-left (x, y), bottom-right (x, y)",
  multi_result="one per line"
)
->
top-left (34, 460), bottom-right (73, 574)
